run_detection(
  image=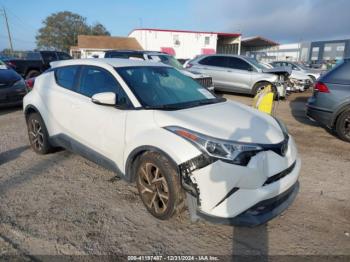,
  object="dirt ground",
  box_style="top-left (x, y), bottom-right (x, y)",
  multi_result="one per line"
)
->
top-left (0, 91), bottom-right (349, 260)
